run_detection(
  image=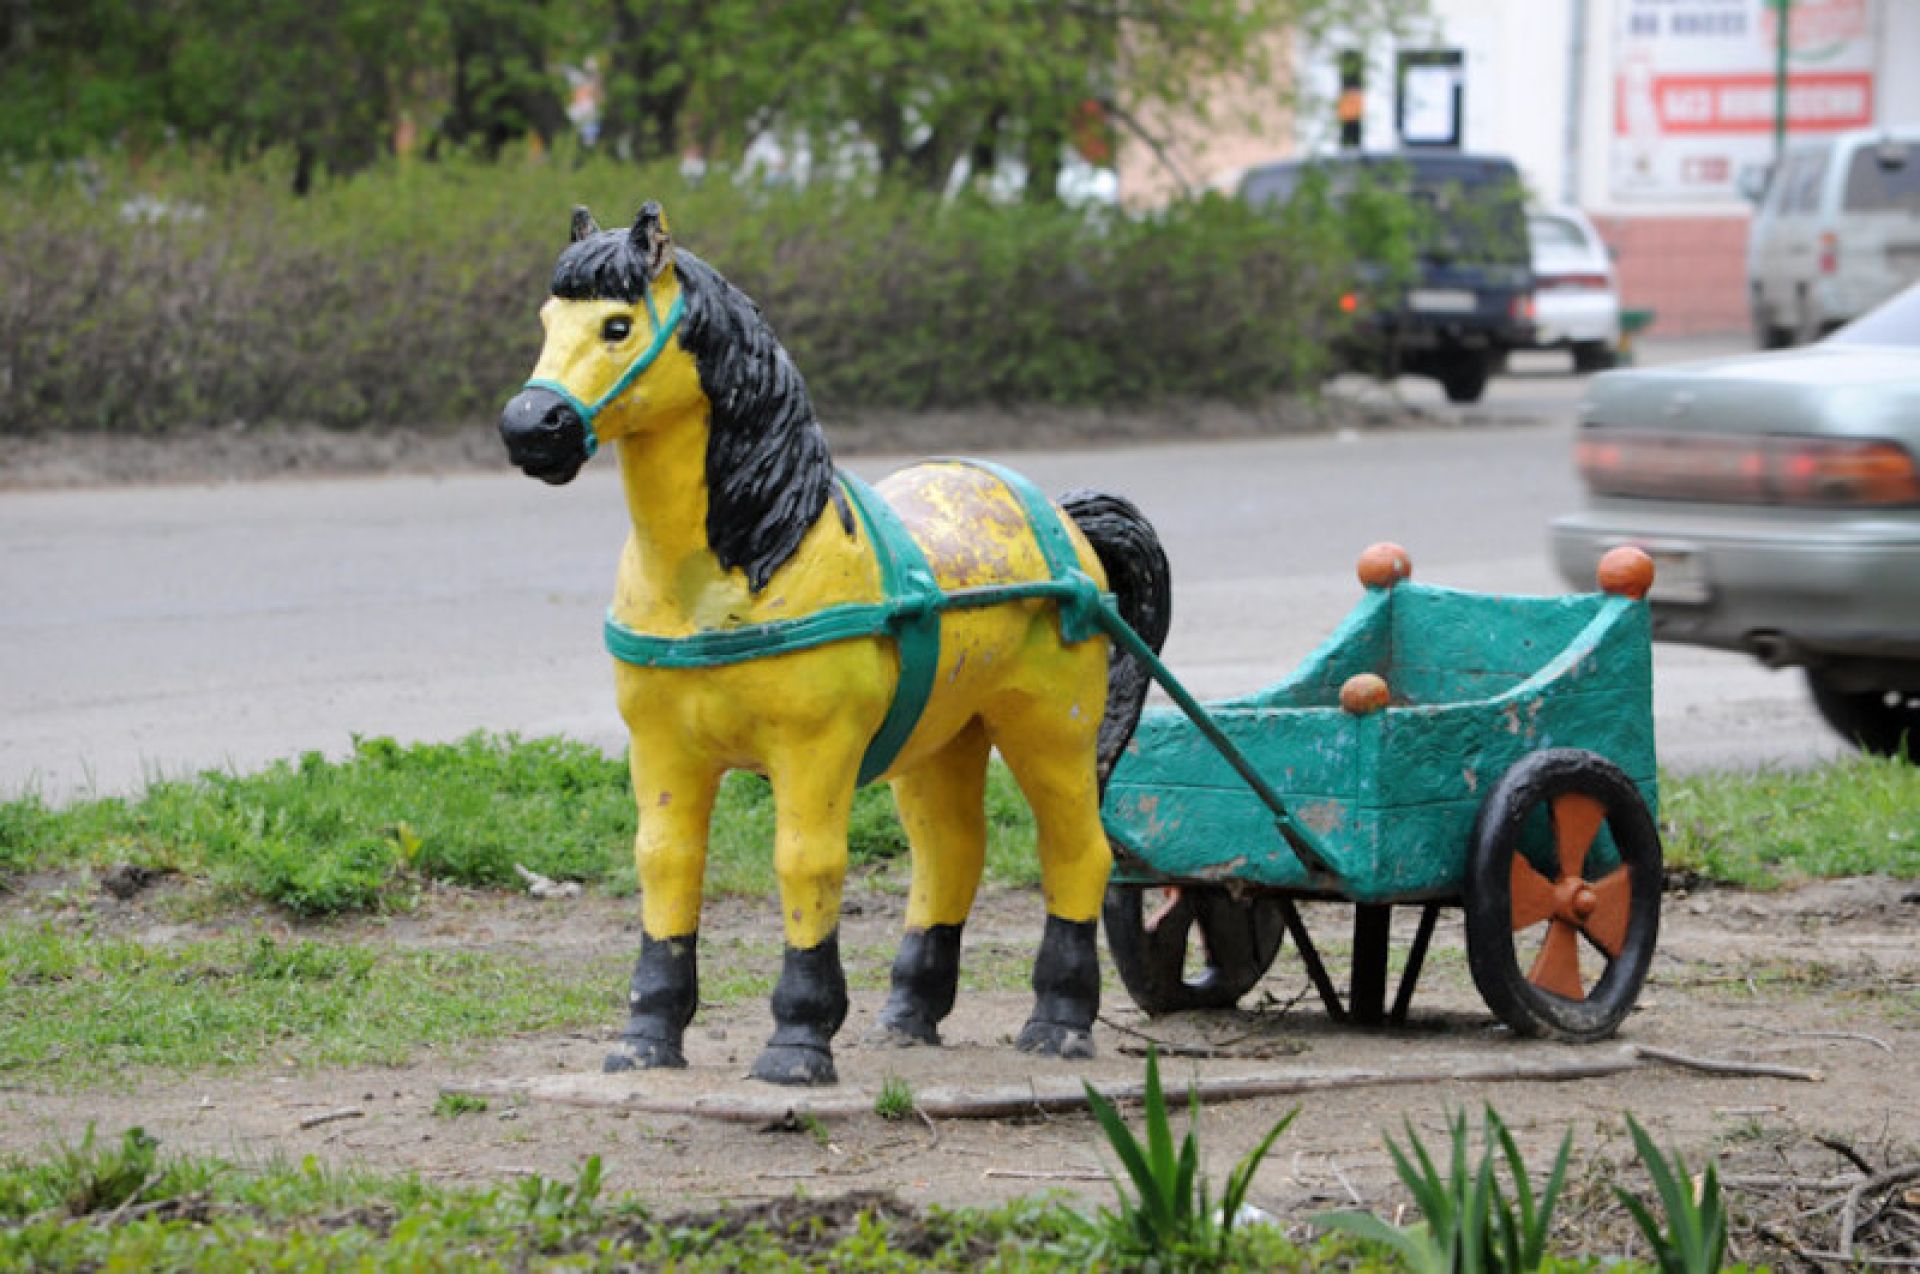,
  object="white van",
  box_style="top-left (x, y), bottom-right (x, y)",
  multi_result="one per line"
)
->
top-left (1747, 125), bottom-right (1920, 348)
